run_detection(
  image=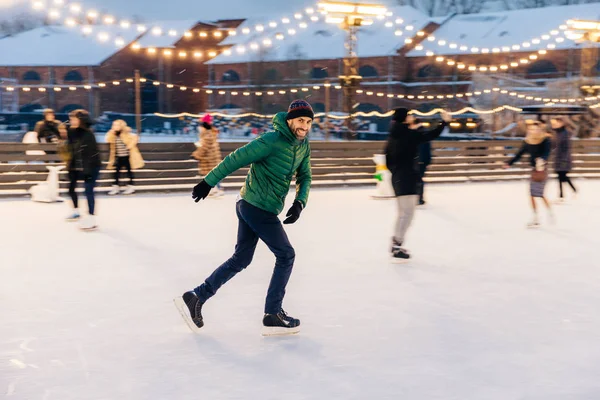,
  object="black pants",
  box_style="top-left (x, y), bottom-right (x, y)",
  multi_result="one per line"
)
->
top-left (194, 200), bottom-right (296, 314)
top-left (114, 156), bottom-right (134, 185)
top-left (557, 171), bottom-right (576, 198)
top-left (417, 163), bottom-right (428, 203)
top-left (68, 169), bottom-right (99, 215)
